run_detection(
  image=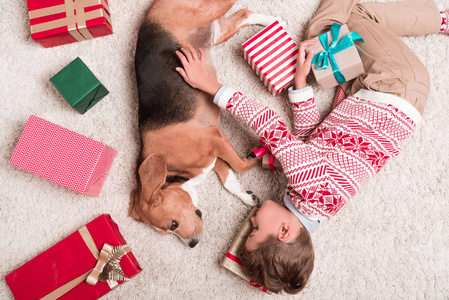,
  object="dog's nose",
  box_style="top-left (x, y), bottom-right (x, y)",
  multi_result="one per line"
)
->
top-left (195, 209), bottom-right (202, 219)
top-left (188, 239), bottom-right (199, 248)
